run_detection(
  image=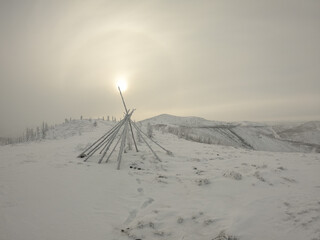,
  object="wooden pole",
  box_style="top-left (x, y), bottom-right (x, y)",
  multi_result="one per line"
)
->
top-left (105, 133), bottom-right (122, 163)
top-left (98, 126), bottom-right (121, 163)
top-left (117, 120), bottom-right (129, 170)
top-left (132, 122), bottom-right (161, 162)
top-left (131, 121), bottom-right (172, 155)
top-left (128, 118), bottom-right (139, 152)
top-left (118, 87), bottom-right (128, 113)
